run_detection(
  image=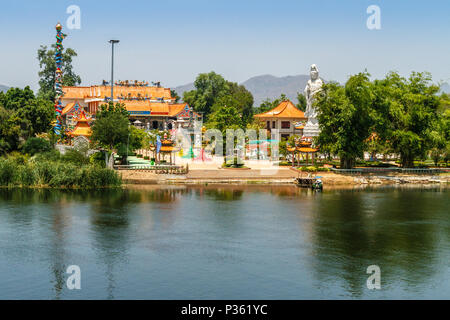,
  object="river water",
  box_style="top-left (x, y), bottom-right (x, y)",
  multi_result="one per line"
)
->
top-left (0, 185), bottom-right (448, 299)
